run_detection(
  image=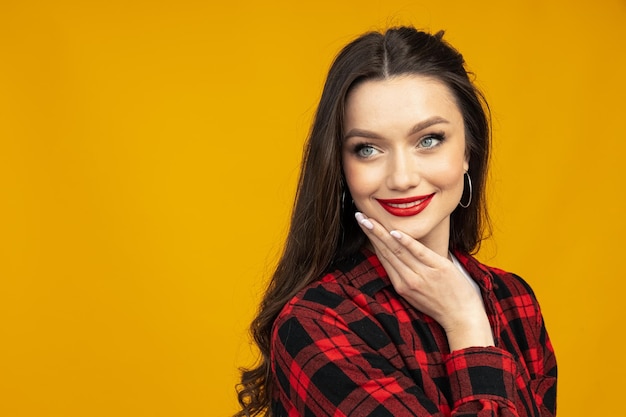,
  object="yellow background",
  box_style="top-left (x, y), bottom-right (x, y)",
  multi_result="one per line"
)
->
top-left (1, 0), bottom-right (624, 415)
